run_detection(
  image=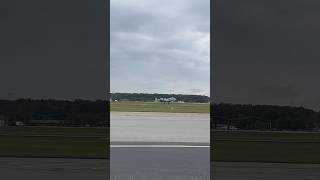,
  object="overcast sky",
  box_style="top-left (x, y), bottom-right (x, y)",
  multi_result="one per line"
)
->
top-left (0, 0), bottom-right (106, 100)
top-left (110, 0), bottom-right (210, 96)
top-left (214, 0), bottom-right (320, 111)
